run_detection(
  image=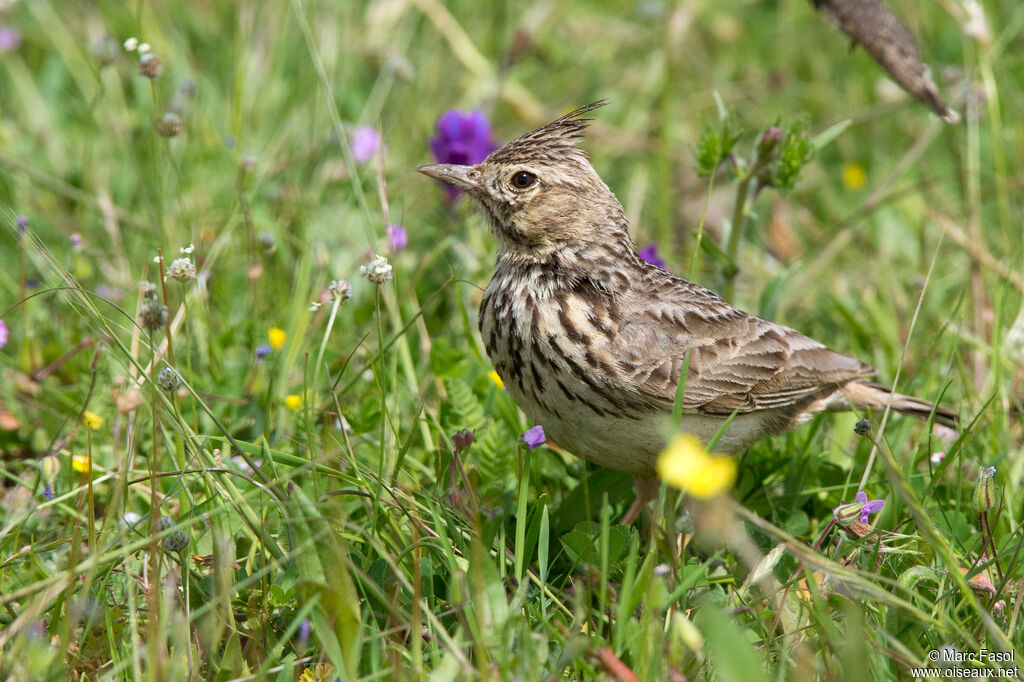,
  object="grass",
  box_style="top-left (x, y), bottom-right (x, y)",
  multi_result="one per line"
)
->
top-left (1, 0), bottom-right (1022, 679)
